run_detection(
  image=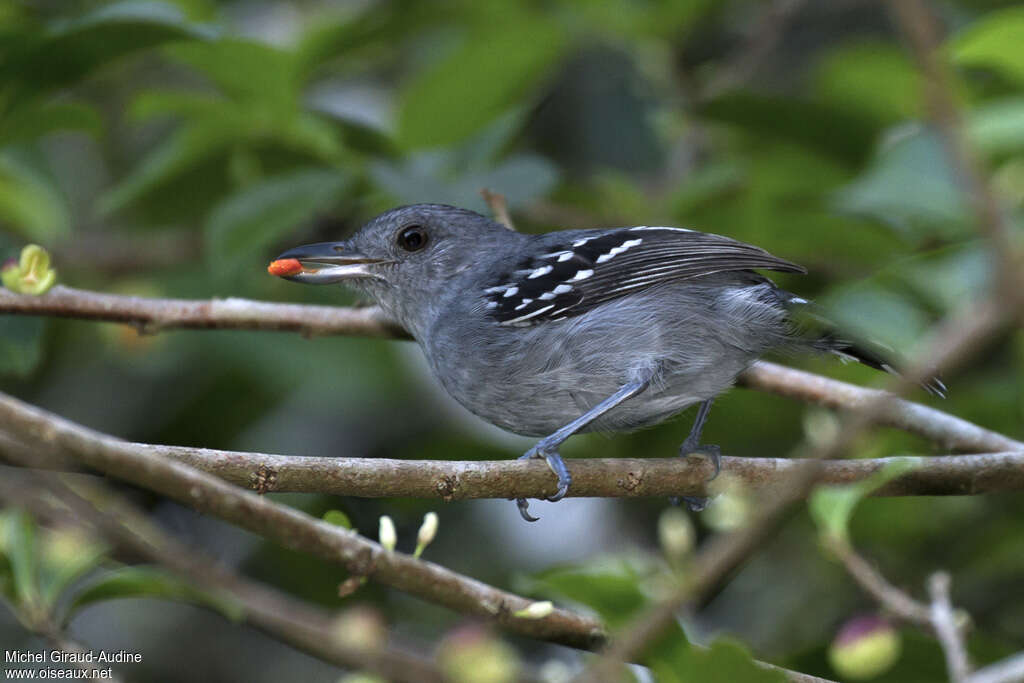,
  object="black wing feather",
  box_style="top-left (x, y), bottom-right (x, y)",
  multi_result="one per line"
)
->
top-left (485, 227), bottom-right (805, 326)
